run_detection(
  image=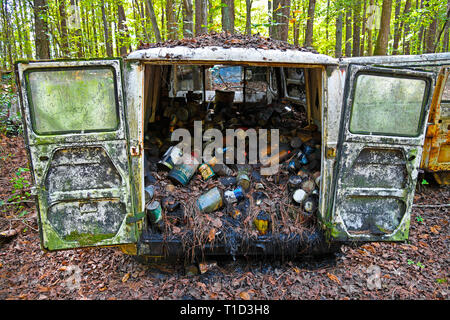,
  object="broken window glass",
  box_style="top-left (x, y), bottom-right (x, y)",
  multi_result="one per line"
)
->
top-left (26, 67), bottom-right (118, 135)
top-left (350, 74), bottom-right (427, 136)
